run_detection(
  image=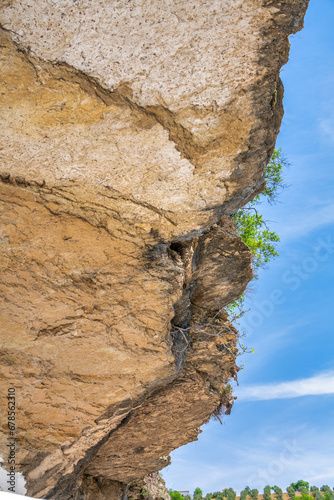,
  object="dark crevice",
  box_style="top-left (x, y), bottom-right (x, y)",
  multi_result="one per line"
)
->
top-left (169, 241), bottom-right (184, 256)
top-left (168, 238), bottom-right (200, 373)
top-left (170, 327), bottom-right (189, 374)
